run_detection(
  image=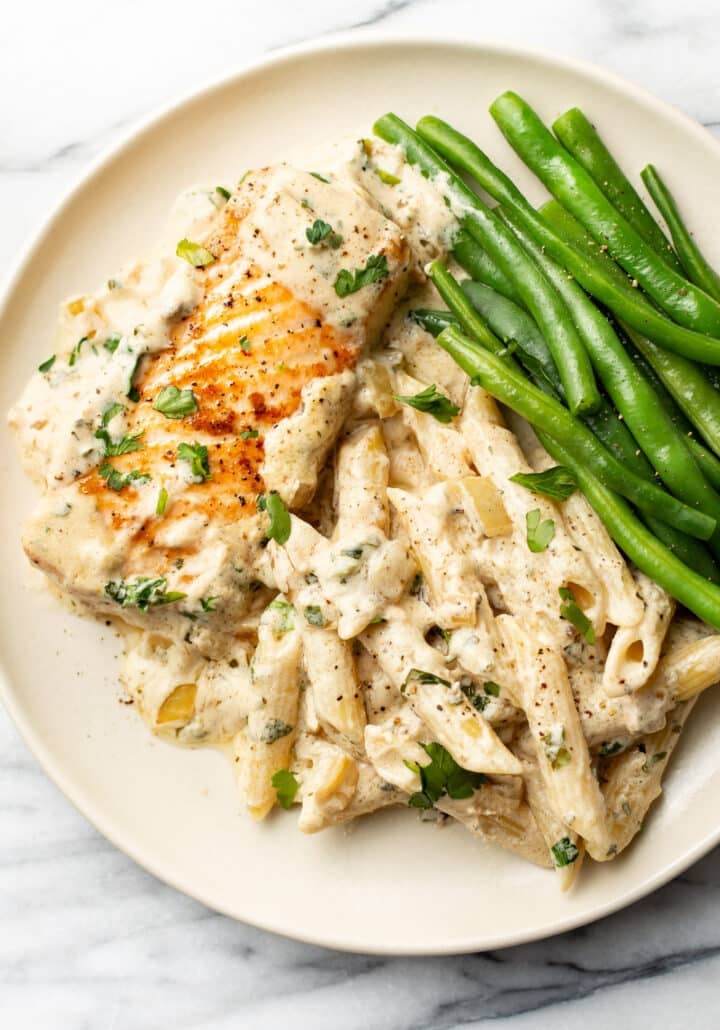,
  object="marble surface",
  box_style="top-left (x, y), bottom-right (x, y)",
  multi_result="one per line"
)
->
top-left (3, 1), bottom-right (720, 1026)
